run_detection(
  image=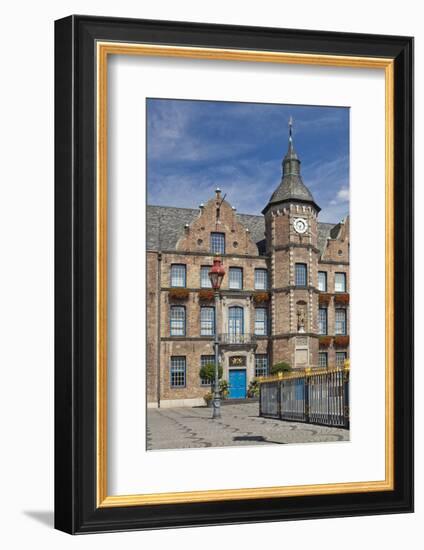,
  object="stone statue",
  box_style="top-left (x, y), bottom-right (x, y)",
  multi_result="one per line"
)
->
top-left (297, 307), bottom-right (306, 333)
